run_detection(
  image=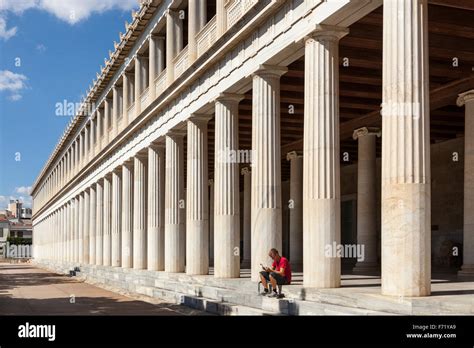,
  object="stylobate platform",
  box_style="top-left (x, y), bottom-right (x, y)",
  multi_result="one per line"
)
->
top-left (33, 260), bottom-right (474, 316)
